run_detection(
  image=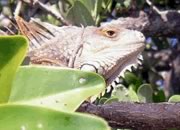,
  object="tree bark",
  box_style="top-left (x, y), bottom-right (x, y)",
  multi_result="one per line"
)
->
top-left (77, 102), bottom-right (180, 130)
